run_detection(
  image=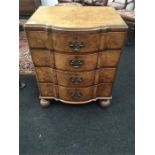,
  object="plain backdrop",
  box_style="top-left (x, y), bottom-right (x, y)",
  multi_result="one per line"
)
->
top-left (41, 0), bottom-right (134, 10)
